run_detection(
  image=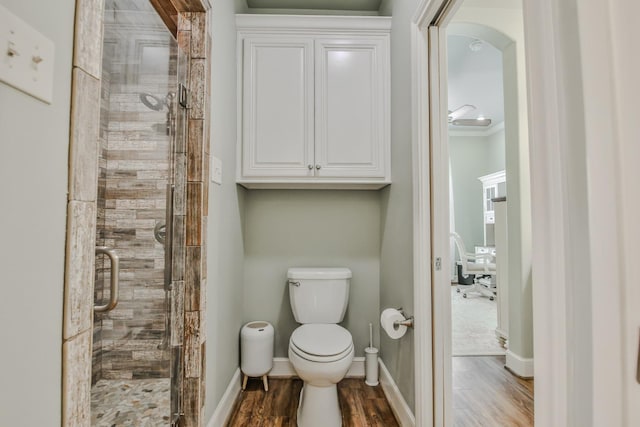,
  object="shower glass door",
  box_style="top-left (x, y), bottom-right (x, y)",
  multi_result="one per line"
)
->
top-left (91, 1), bottom-right (185, 425)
